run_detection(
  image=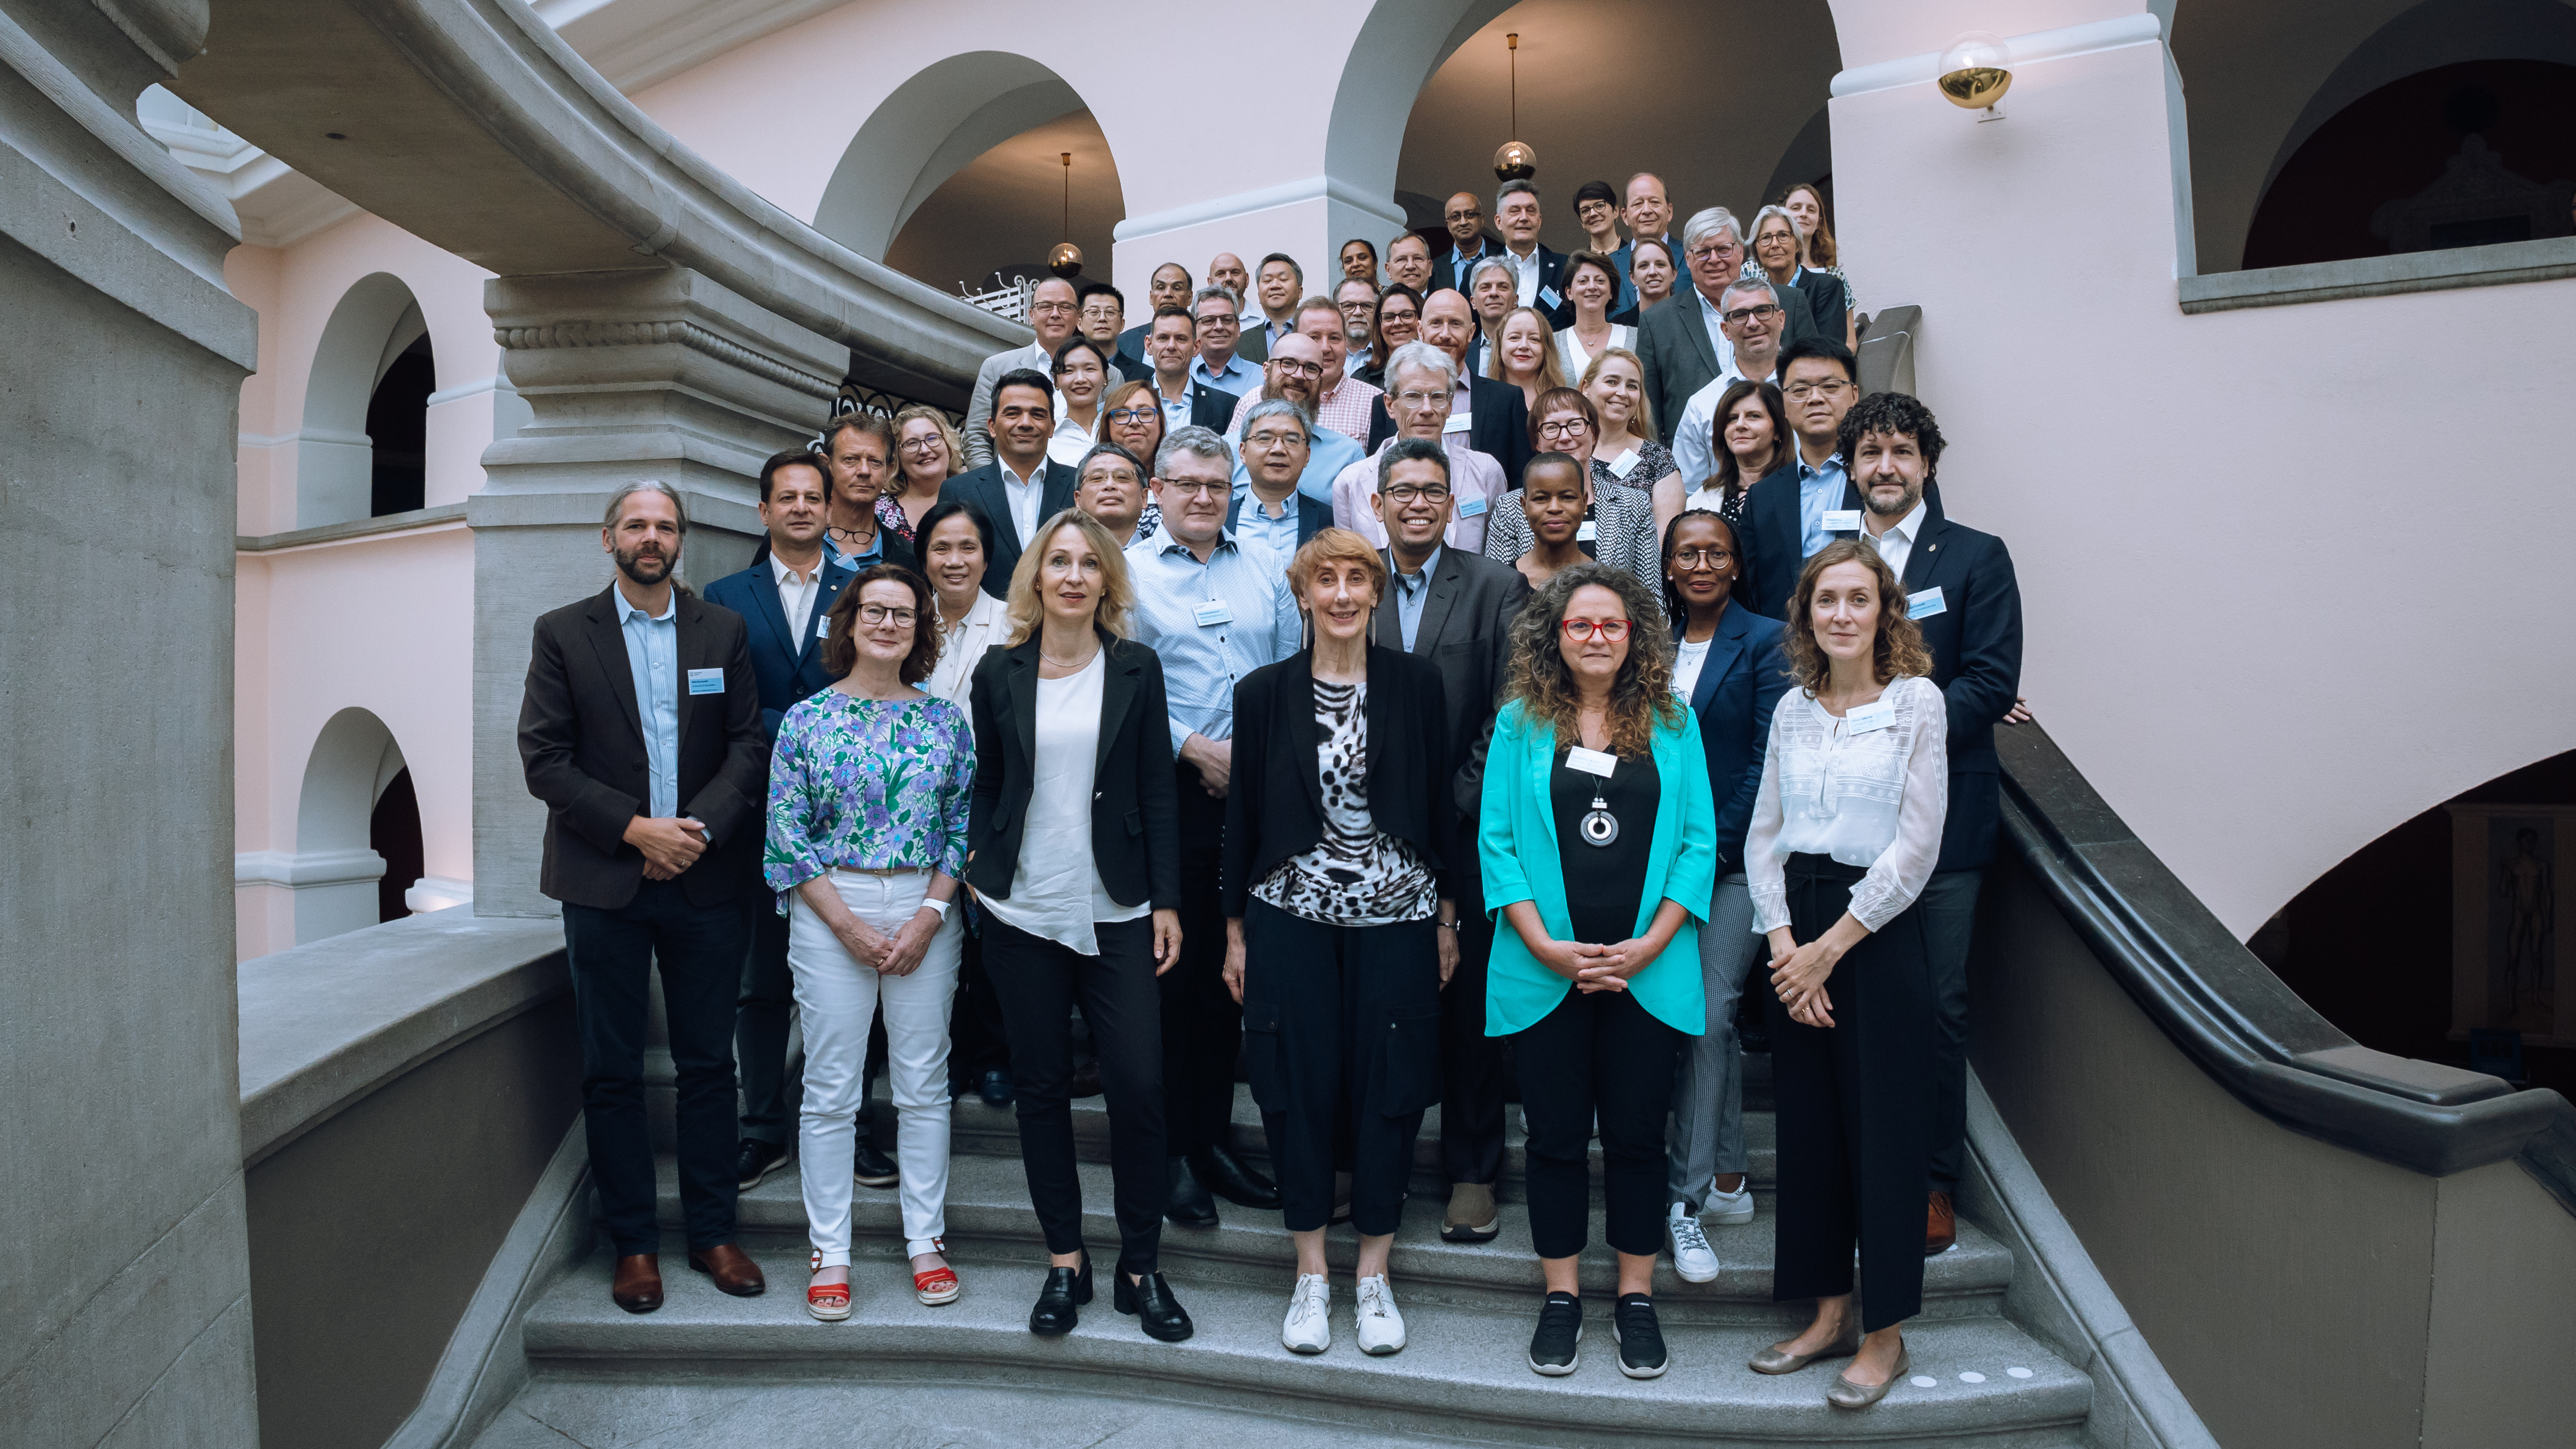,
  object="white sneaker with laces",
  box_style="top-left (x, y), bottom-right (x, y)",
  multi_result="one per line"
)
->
top-left (1668, 1201), bottom-right (1720, 1283)
top-left (1282, 1273), bottom-right (1331, 1355)
top-left (1354, 1274), bottom-right (1406, 1355)
top-left (1708, 1178), bottom-right (1756, 1225)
